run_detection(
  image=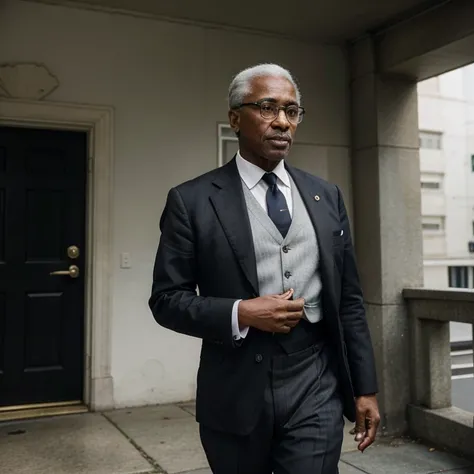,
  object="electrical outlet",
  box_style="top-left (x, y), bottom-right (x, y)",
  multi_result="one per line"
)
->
top-left (120, 252), bottom-right (132, 269)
